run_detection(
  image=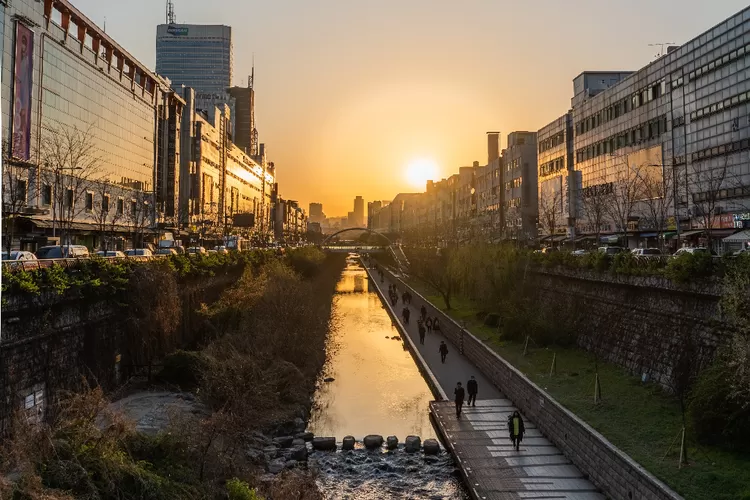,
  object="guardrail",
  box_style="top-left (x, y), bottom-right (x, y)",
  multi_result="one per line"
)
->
top-left (1, 255), bottom-right (155, 272)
